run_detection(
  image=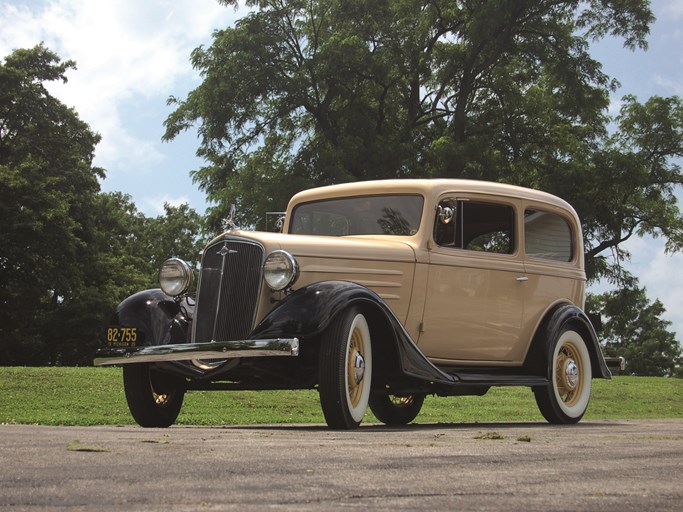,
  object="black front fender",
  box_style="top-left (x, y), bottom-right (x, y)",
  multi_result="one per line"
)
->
top-left (251, 281), bottom-right (375, 340)
top-left (107, 289), bottom-right (192, 347)
top-left (251, 281), bottom-right (456, 386)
